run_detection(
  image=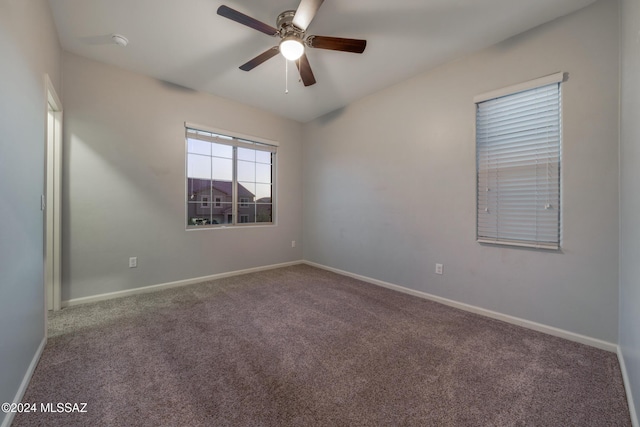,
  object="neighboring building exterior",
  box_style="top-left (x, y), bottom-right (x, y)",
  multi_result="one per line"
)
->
top-left (188, 179), bottom-right (271, 226)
